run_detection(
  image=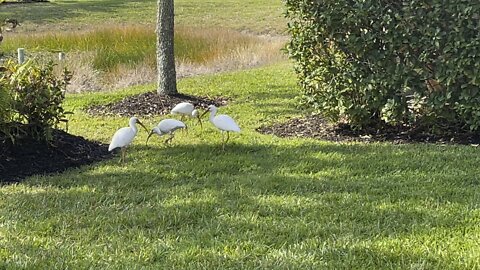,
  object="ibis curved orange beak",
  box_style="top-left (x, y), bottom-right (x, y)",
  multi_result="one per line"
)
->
top-left (137, 120), bottom-right (149, 133)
